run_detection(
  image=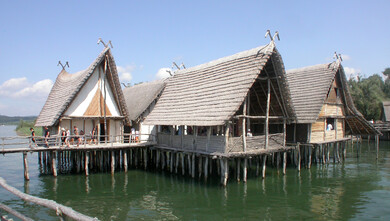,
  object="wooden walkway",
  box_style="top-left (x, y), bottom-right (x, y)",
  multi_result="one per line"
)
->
top-left (0, 141), bottom-right (156, 154)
